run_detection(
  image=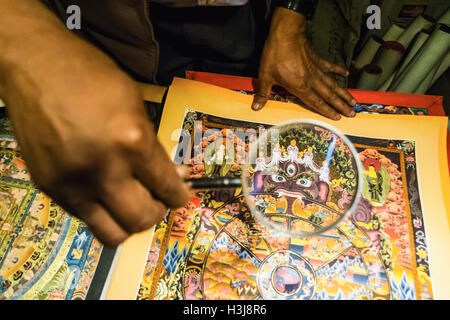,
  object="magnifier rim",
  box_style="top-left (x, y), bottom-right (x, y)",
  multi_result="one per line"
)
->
top-left (241, 118), bottom-right (364, 238)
